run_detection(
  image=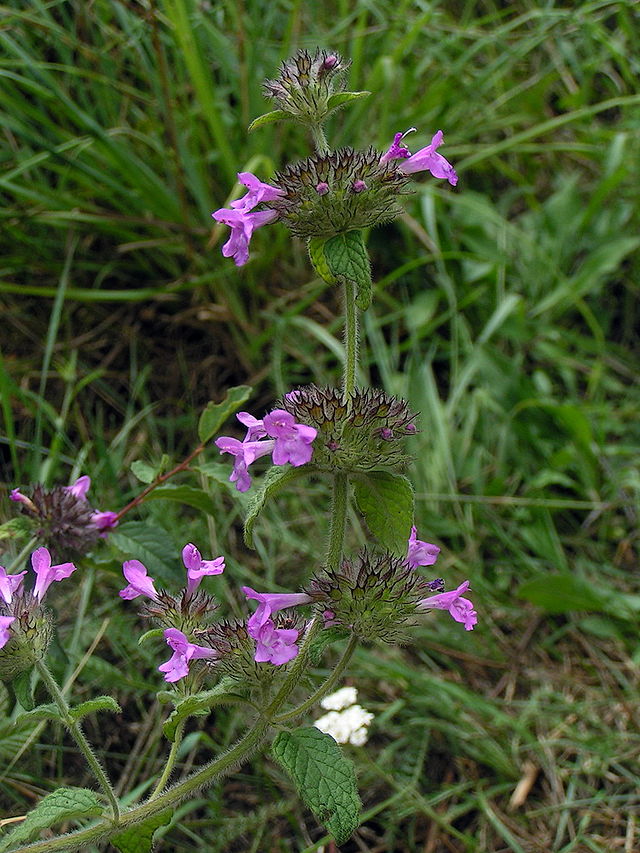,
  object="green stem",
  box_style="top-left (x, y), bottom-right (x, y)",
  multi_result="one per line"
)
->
top-left (342, 277), bottom-right (358, 401)
top-left (273, 634), bottom-right (358, 724)
top-left (325, 472), bottom-right (348, 573)
top-left (5, 537), bottom-right (39, 574)
top-left (35, 660), bottom-right (120, 822)
top-left (148, 720), bottom-right (186, 799)
top-left (310, 122), bottom-right (329, 154)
